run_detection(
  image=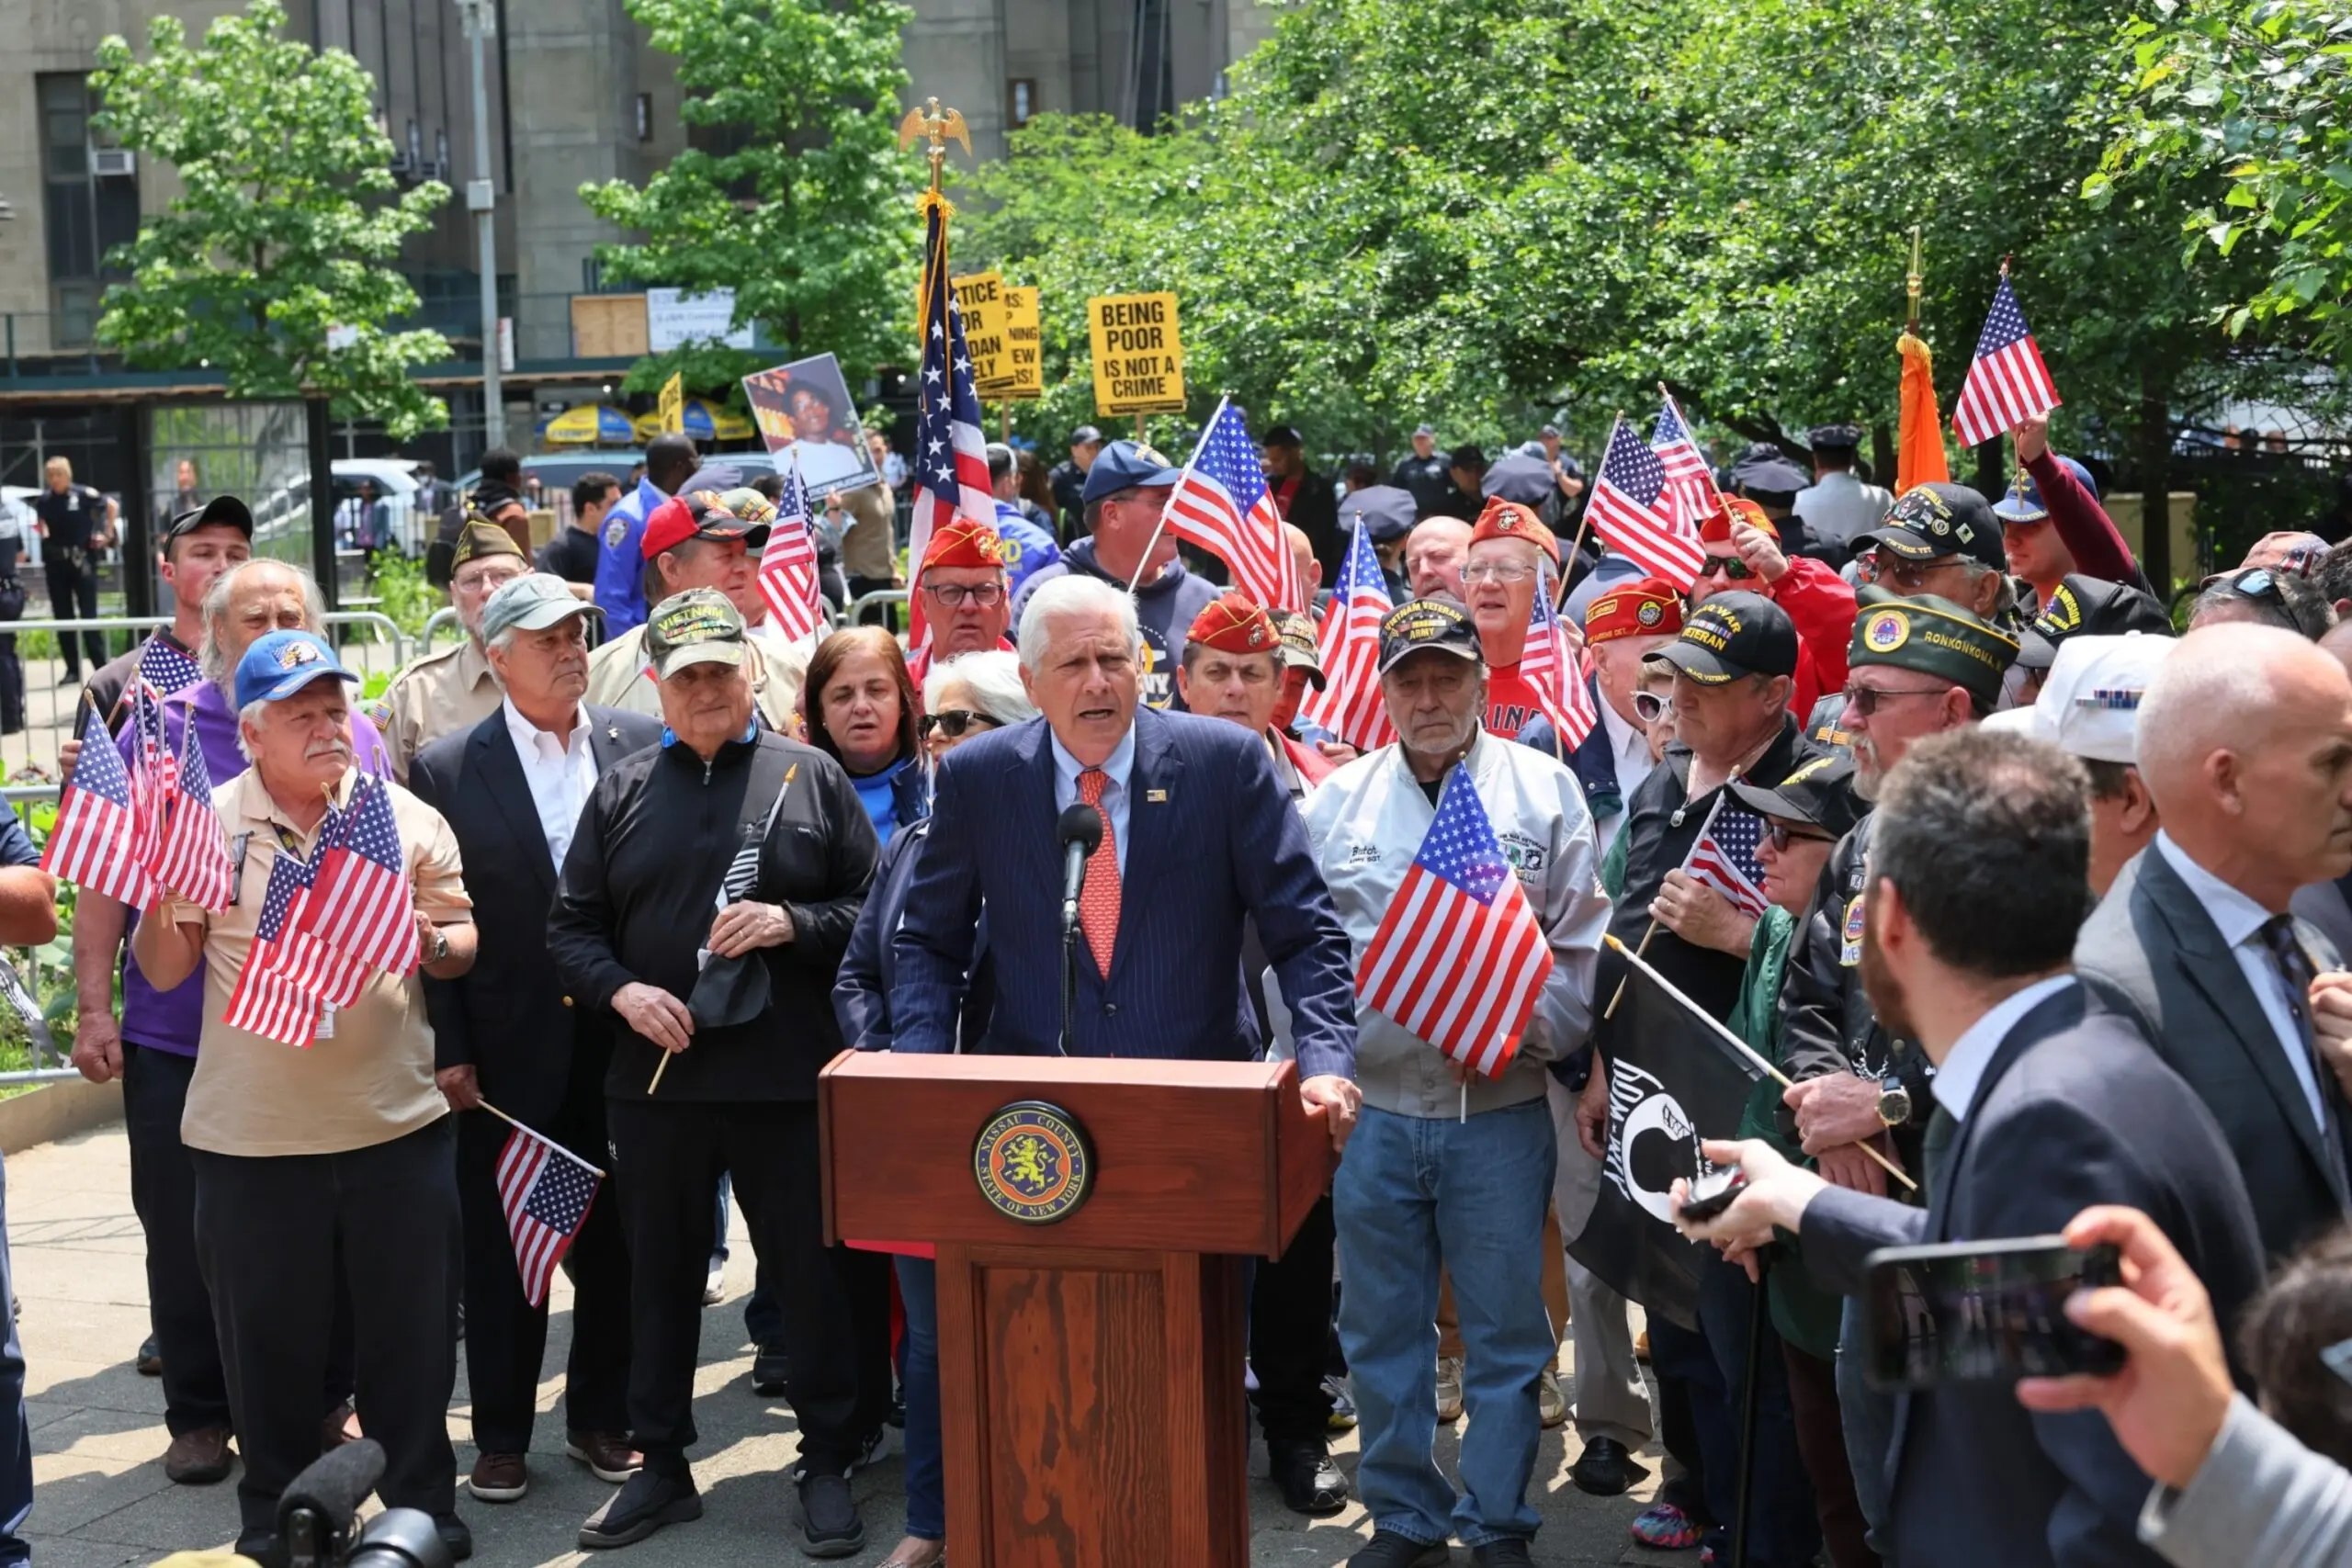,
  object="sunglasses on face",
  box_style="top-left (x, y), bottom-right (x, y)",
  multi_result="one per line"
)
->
top-left (920, 709), bottom-right (999, 739)
top-left (1840, 683), bottom-right (1950, 717)
top-left (1869, 554), bottom-right (1964, 592)
top-left (1764, 820), bottom-right (1837, 852)
top-left (1633, 690), bottom-right (1670, 725)
top-left (1696, 554), bottom-right (1754, 581)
